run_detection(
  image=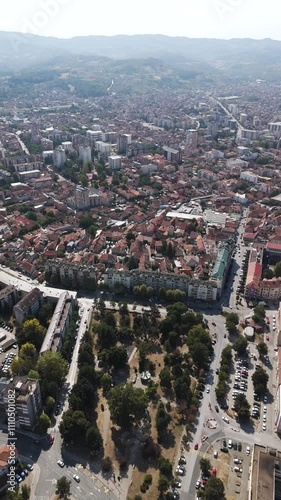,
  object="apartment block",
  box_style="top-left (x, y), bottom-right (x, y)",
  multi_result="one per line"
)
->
top-left (45, 260), bottom-right (97, 288)
top-left (3, 377), bottom-right (42, 430)
top-left (104, 269), bottom-right (218, 301)
top-left (13, 287), bottom-right (43, 324)
top-left (0, 286), bottom-right (21, 313)
top-left (40, 291), bottom-right (75, 355)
